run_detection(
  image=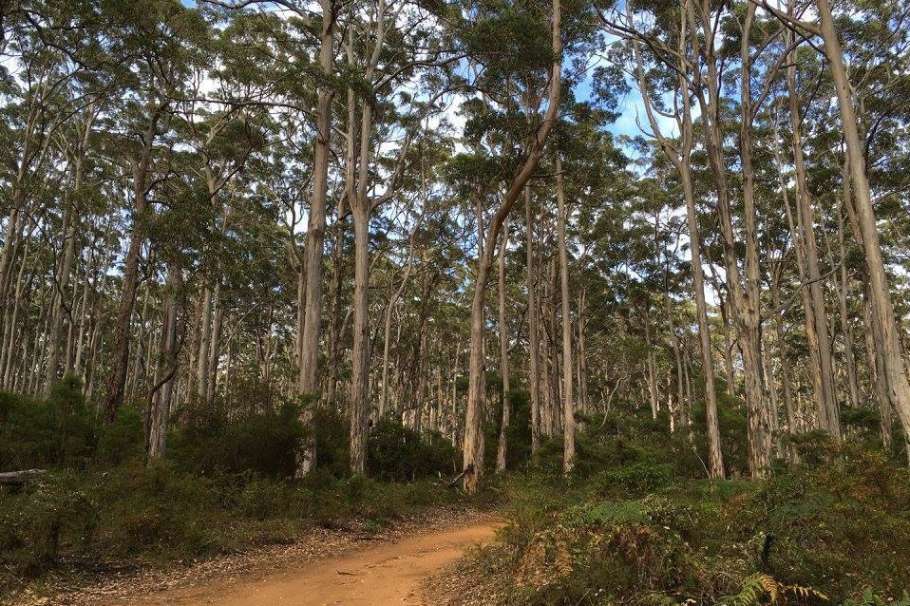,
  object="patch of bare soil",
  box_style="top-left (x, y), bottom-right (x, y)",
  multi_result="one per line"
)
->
top-left (8, 508), bottom-right (500, 606)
